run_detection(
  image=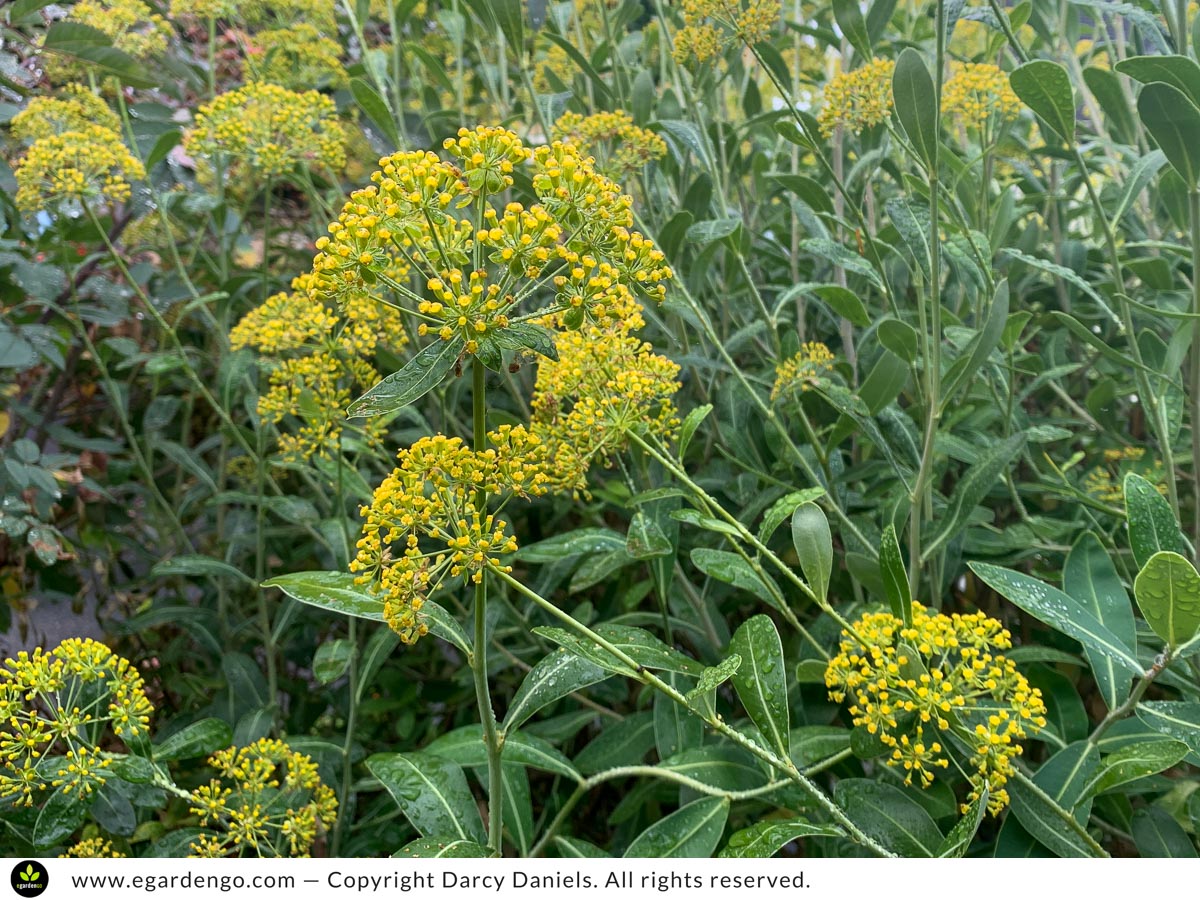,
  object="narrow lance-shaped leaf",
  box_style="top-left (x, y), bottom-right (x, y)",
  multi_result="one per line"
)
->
top-left (927, 431), bottom-right (1026, 555)
top-left (1137, 82), bottom-right (1200, 188)
top-left (729, 615), bottom-right (790, 759)
top-left (893, 48), bottom-right (938, 168)
top-left (1125, 473), bottom-right (1190, 568)
top-left (879, 524), bottom-right (912, 626)
top-left (1063, 532), bottom-right (1136, 711)
top-left (347, 337), bottom-right (464, 418)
